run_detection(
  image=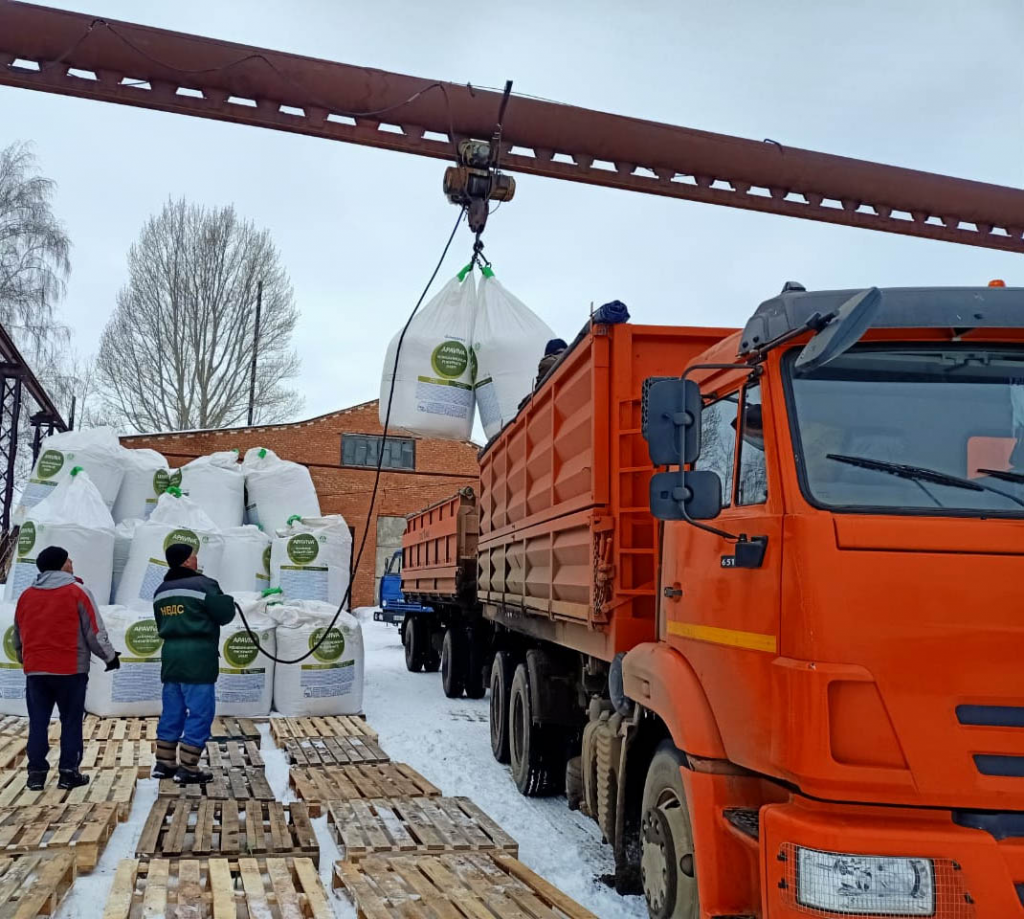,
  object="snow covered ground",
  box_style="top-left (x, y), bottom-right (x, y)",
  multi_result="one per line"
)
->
top-left (55, 610), bottom-right (647, 919)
